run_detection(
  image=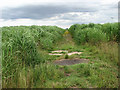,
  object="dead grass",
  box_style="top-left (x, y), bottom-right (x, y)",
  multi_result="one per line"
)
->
top-left (97, 42), bottom-right (118, 64)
